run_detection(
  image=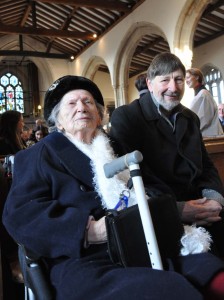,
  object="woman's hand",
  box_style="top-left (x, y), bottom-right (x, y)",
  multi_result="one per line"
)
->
top-left (87, 216), bottom-right (107, 244)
